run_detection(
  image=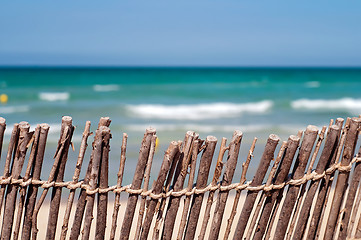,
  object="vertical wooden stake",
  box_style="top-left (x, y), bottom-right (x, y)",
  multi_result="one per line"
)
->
top-left (1, 122), bottom-right (33, 239)
top-left (324, 117), bottom-right (361, 239)
top-left (45, 116), bottom-right (74, 240)
top-left (109, 133), bottom-right (128, 240)
top-left (0, 117), bottom-right (6, 161)
top-left (60, 121), bottom-right (91, 240)
top-left (198, 137), bottom-right (228, 240)
top-left (208, 130), bottom-right (243, 240)
top-left (13, 125), bottom-right (40, 240)
top-left (81, 126), bottom-right (111, 240)
top-left (134, 135), bottom-right (157, 240)
top-left (292, 125), bottom-right (340, 240)
top-left (69, 117), bottom-right (111, 240)
top-left (273, 125), bottom-right (319, 240)
top-left (253, 135), bottom-right (300, 240)
top-left (21, 124), bottom-right (49, 240)
top-left (0, 124), bottom-right (19, 214)
top-left (119, 127), bottom-right (156, 240)
top-left (306, 118), bottom-right (345, 239)
top-left (233, 134), bottom-right (280, 240)
top-left (223, 138), bottom-right (257, 240)
top-left (139, 141), bottom-right (179, 240)
top-left (161, 131), bottom-right (194, 240)
top-left (183, 136), bottom-right (217, 240)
